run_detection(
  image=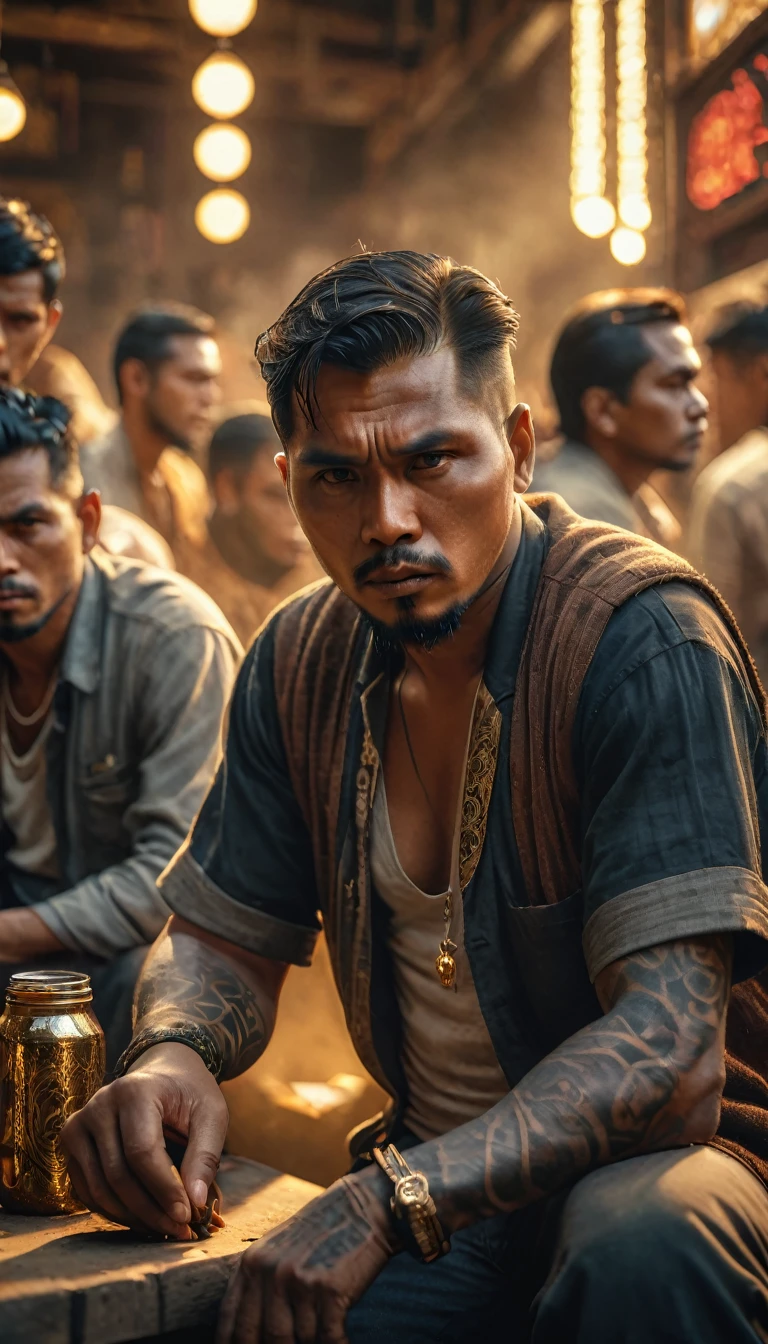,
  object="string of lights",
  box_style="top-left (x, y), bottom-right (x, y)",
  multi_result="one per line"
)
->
top-left (611, 0), bottom-right (650, 264)
top-left (190, 0), bottom-right (256, 243)
top-left (570, 0), bottom-right (615, 240)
